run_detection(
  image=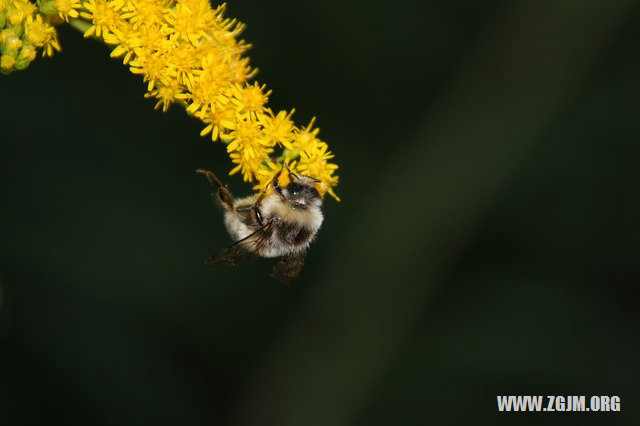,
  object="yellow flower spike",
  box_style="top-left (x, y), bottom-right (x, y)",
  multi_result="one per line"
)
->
top-left (3, 0), bottom-right (339, 199)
